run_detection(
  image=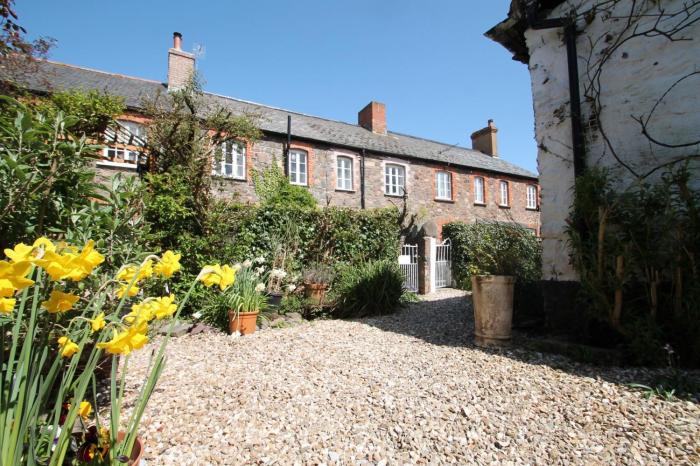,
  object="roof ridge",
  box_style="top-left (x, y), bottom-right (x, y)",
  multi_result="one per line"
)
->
top-left (42, 59), bottom-right (165, 85)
